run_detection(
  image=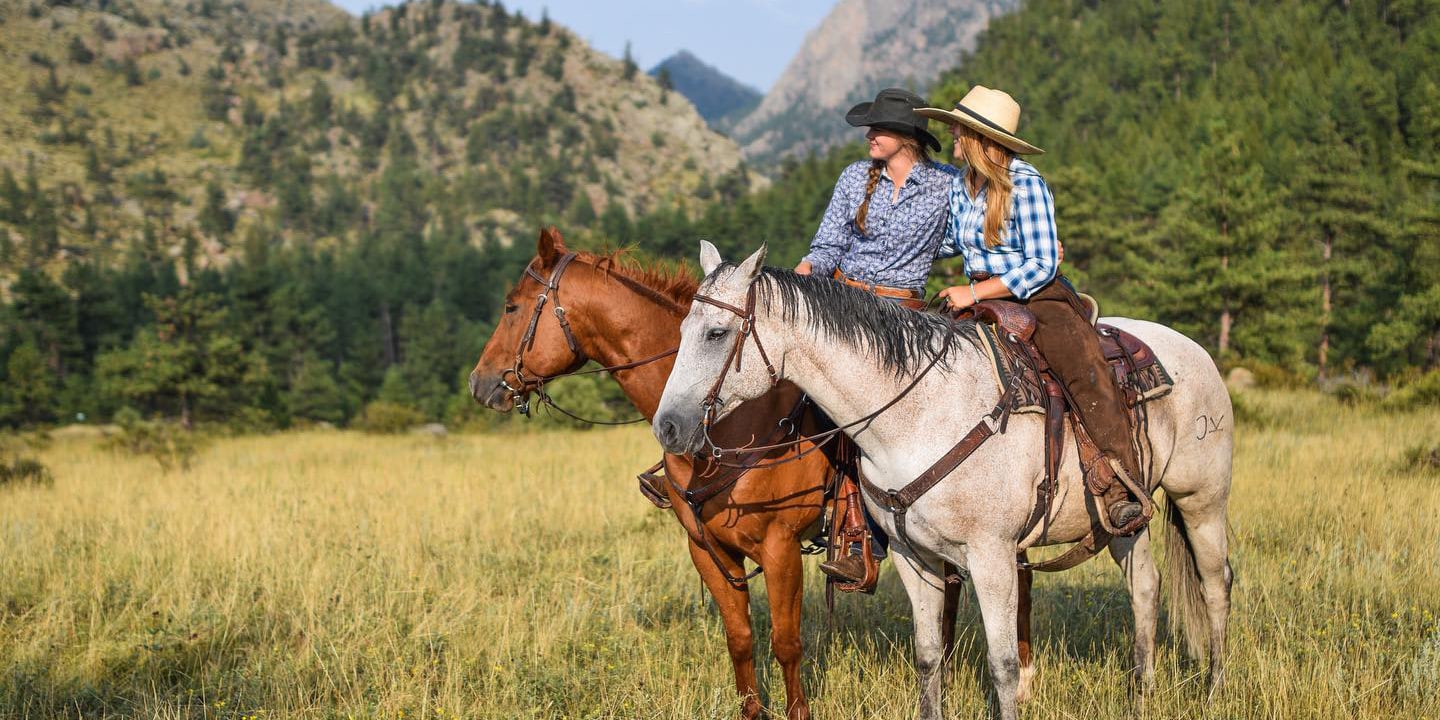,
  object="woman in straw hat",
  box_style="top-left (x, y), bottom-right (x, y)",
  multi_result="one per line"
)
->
top-left (918, 85), bottom-right (1147, 534)
top-left (796, 87), bottom-right (959, 588)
